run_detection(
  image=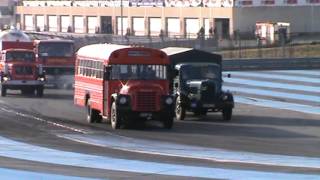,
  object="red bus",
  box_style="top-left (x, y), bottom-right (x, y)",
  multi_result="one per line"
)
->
top-left (34, 39), bottom-right (75, 89)
top-left (0, 29), bottom-right (45, 97)
top-left (74, 44), bottom-right (174, 129)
